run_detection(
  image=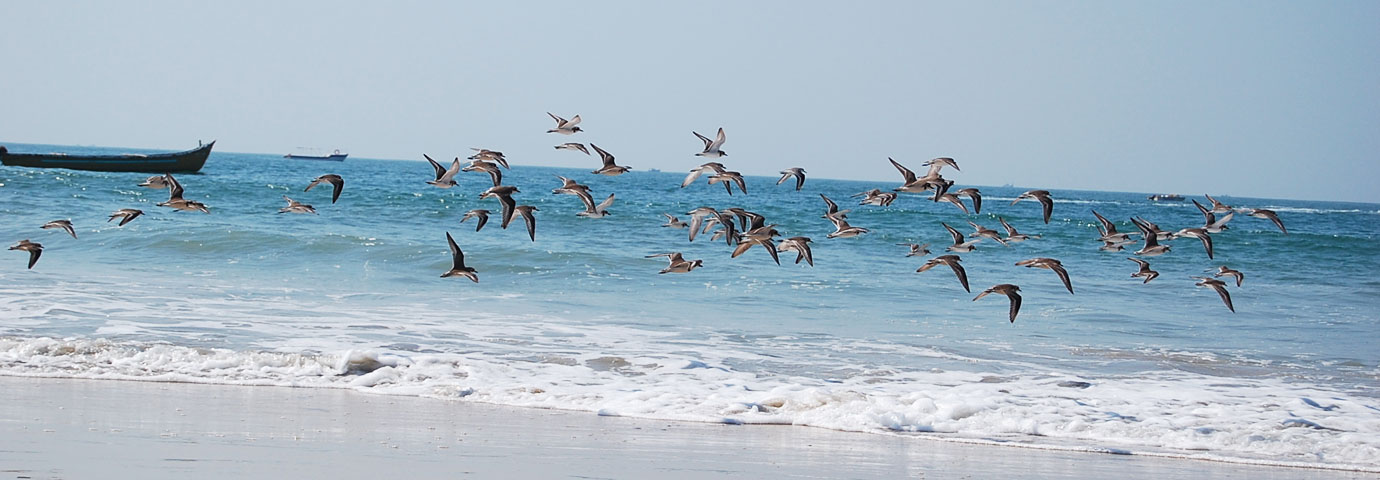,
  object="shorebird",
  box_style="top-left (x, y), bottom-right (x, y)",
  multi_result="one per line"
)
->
top-left (722, 208), bottom-right (766, 232)
top-left (137, 174), bottom-right (169, 189)
top-left (1011, 190), bottom-right (1054, 224)
top-left (819, 194), bottom-right (851, 220)
top-left (589, 144), bottom-right (630, 176)
top-left (732, 225), bottom-right (782, 265)
top-left (554, 142), bottom-right (590, 155)
top-left (917, 254), bottom-right (970, 292)
top-left (1204, 194), bottom-right (1233, 214)
top-left (424, 154), bottom-right (462, 188)
top-left (576, 193), bottom-right (615, 218)
top-left (708, 171), bottom-right (747, 195)
top-left (681, 162), bottom-right (726, 188)
top-left (546, 112), bottom-right (583, 135)
top-left (1131, 218), bottom-right (1170, 256)
top-left (462, 159), bottom-right (503, 187)
top-left (1240, 208), bottom-right (1287, 235)
top-left (973, 284), bottom-right (1022, 323)
top-left (776, 236), bottom-right (814, 266)
top-left (777, 167), bottom-right (806, 191)
top-left (889, 157), bottom-right (952, 196)
top-left (551, 175), bottom-right (591, 196)
top-left (108, 208), bottom-right (144, 227)
top-left (304, 174), bottom-right (344, 203)
top-left (1092, 209), bottom-right (1132, 243)
top-left (853, 189), bottom-right (897, 207)
top-left (938, 193), bottom-right (971, 214)
top-left (1173, 227), bottom-right (1214, 259)
top-left (512, 205), bottom-right (539, 242)
top-left (1213, 265), bottom-right (1244, 287)
top-left (646, 252), bottom-right (702, 274)
top-left (899, 243), bottom-right (930, 257)
top-left (999, 217), bottom-right (1037, 242)
top-left (1192, 199), bottom-right (1233, 233)
top-left (468, 148), bottom-right (509, 169)
top-left (1134, 217), bottom-right (1174, 241)
top-left (440, 232), bottom-right (478, 282)
top-left (460, 209), bottom-right (490, 232)
top-left (661, 213), bottom-right (687, 229)
top-left (967, 221), bottom-right (1008, 246)
top-left (685, 207), bottom-right (720, 242)
top-left (479, 185), bottom-right (519, 229)
top-left (825, 215), bottom-right (869, 239)
top-left (8, 239), bottom-right (43, 269)
top-left (1099, 239), bottom-right (1132, 252)
top-left (955, 188), bottom-right (982, 214)
top-left (41, 220), bottom-right (76, 239)
top-left (156, 174), bottom-right (210, 213)
top-left (942, 222), bottom-right (980, 252)
top-left (1127, 257), bottom-right (1159, 283)
top-left (693, 128), bottom-right (727, 158)
top-left (1194, 276), bottom-right (1235, 312)
top-left (1016, 257), bottom-right (1073, 294)
top-left (278, 195), bottom-right (317, 214)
